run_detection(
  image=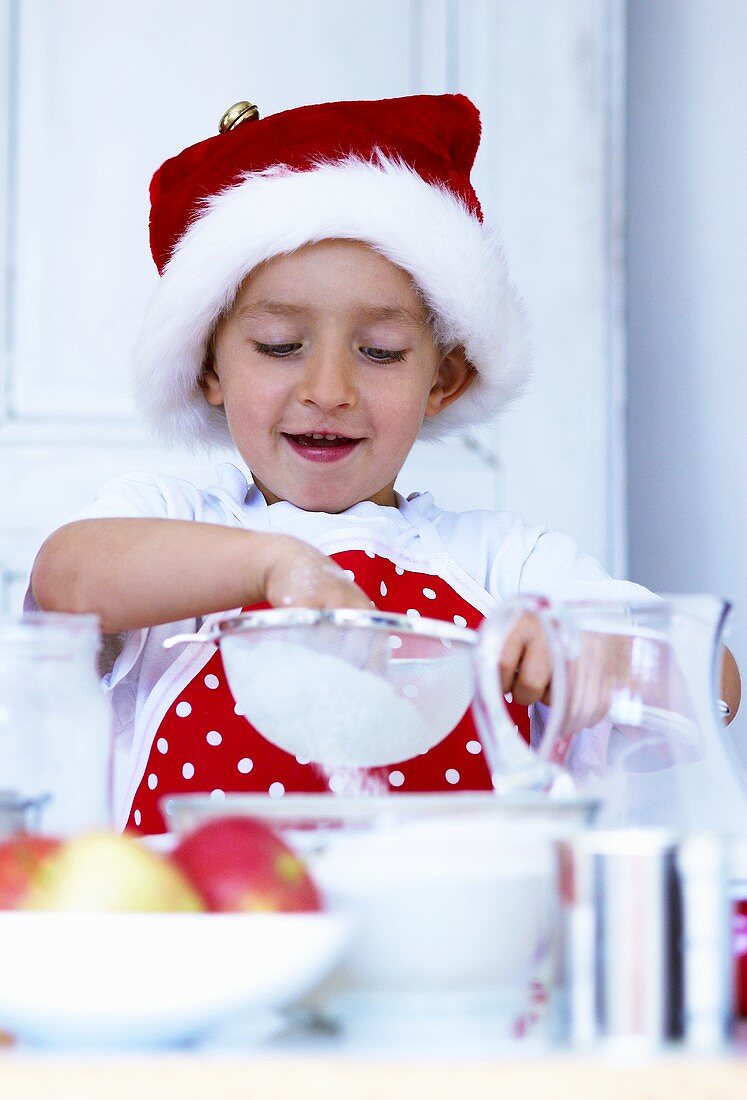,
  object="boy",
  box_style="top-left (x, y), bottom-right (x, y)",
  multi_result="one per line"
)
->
top-left (29, 95), bottom-right (739, 832)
